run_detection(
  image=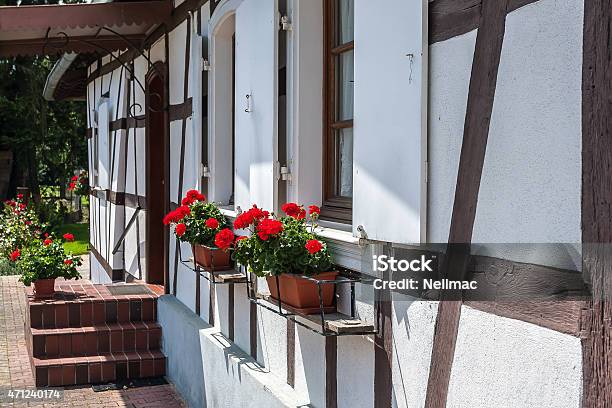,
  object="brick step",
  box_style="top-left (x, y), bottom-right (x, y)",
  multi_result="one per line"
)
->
top-left (31, 322), bottom-right (162, 358)
top-left (29, 298), bottom-right (156, 329)
top-left (33, 351), bottom-right (166, 387)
